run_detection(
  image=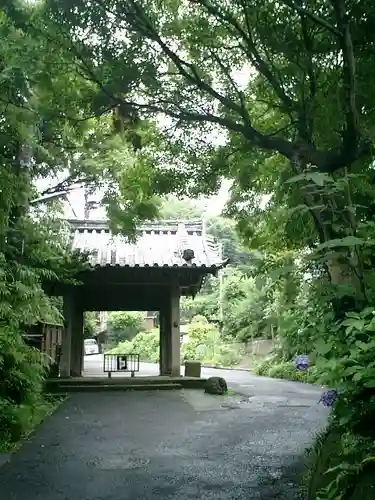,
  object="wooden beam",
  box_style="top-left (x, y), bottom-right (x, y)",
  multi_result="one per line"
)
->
top-left (79, 287), bottom-right (164, 311)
